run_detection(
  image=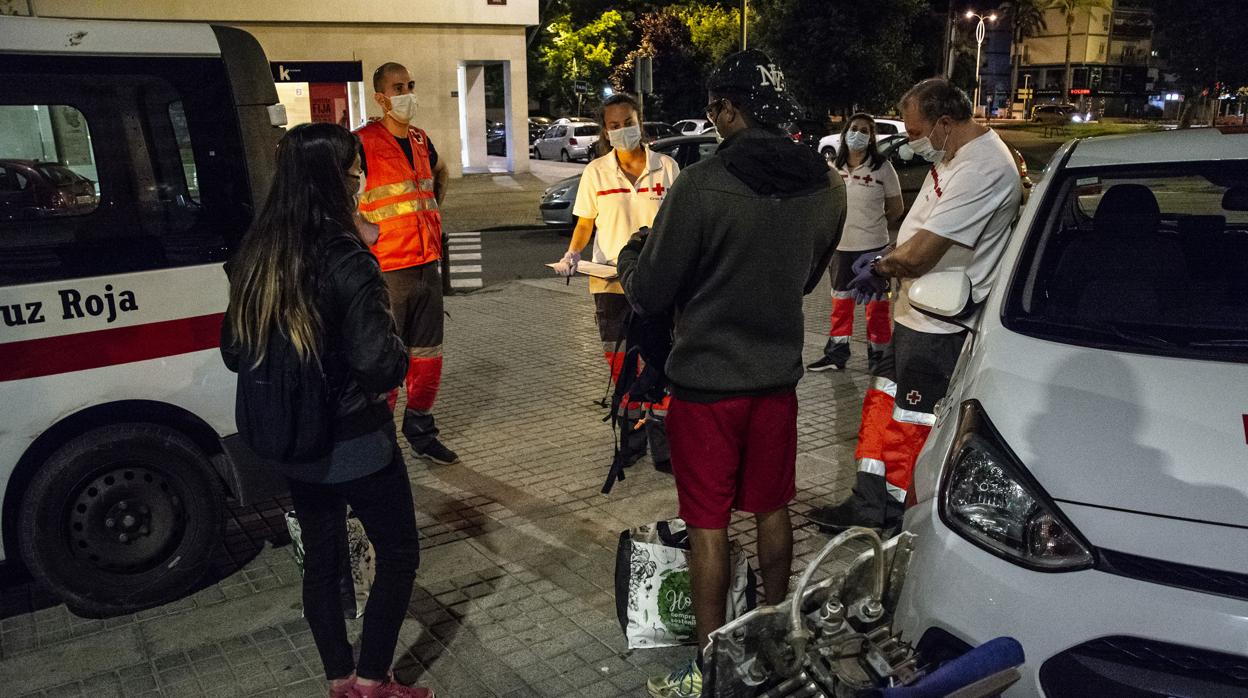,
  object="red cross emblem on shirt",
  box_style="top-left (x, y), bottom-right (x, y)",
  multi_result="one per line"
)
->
top-left (652, 182), bottom-right (665, 196)
top-left (862, 174), bottom-right (874, 184)
top-left (906, 390), bottom-right (922, 405)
